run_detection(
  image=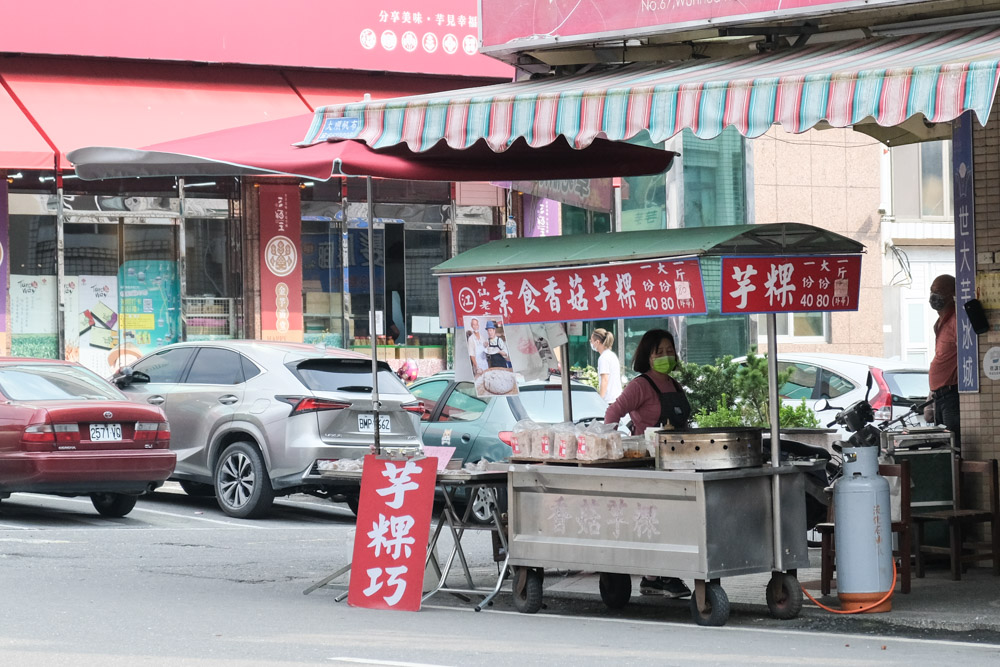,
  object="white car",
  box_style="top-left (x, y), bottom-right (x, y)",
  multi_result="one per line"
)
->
top-left (736, 353), bottom-right (930, 439)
